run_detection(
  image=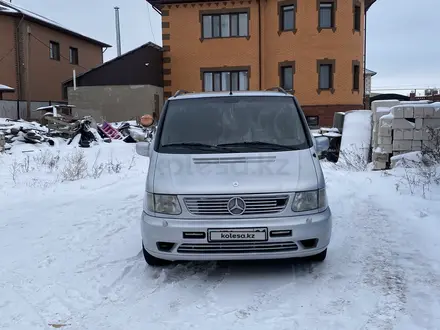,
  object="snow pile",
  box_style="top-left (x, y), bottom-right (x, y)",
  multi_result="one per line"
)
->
top-left (0, 141), bottom-right (134, 190)
top-left (0, 118), bottom-right (48, 132)
top-left (390, 151), bottom-right (424, 168)
top-left (1, 142), bottom-right (440, 329)
top-left (337, 110), bottom-right (372, 169)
